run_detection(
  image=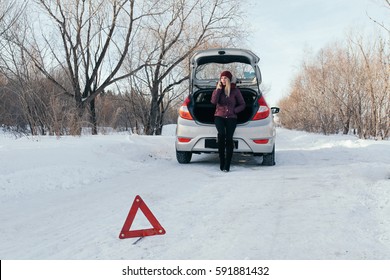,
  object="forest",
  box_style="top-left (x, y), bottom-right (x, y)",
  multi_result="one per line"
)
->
top-left (0, 0), bottom-right (389, 139)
